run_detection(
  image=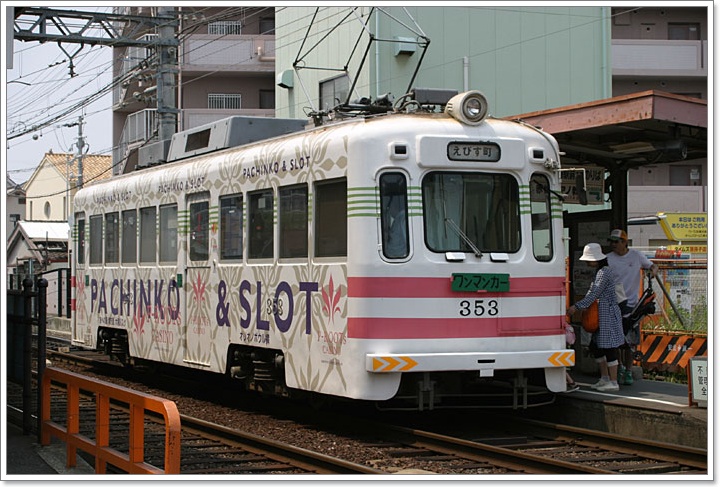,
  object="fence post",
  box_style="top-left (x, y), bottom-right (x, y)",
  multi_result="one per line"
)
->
top-left (66, 269), bottom-right (72, 318)
top-left (36, 278), bottom-right (48, 443)
top-left (22, 277), bottom-right (34, 434)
